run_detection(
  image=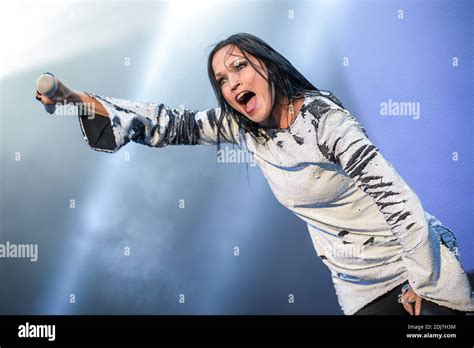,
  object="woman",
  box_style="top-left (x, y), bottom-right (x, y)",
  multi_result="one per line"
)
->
top-left (35, 33), bottom-right (473, 315)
